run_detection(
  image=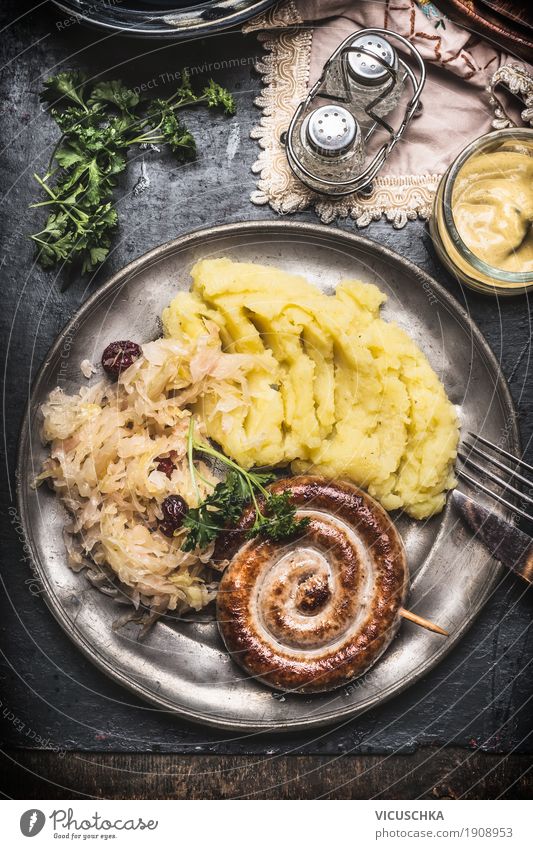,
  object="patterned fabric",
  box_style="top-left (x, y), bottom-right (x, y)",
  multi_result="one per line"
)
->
top-left (416, 0), bottom-right (447, 29)
top-left (442, 0), bottom-right (533, 59)
top-left (244, 0), bottom-right (530, 228)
